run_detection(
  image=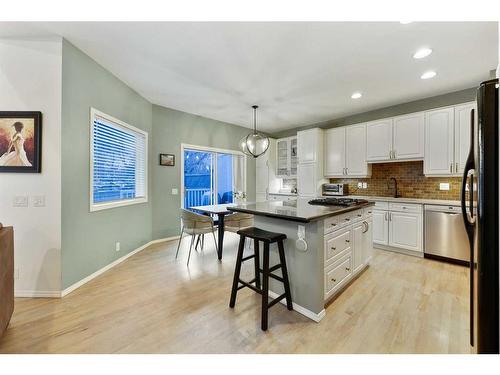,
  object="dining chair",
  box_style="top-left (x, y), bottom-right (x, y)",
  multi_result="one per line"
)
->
top-left (224, 213), bottom-right (254, 250)
top-left (175, 209), bottom-right (218, 265)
